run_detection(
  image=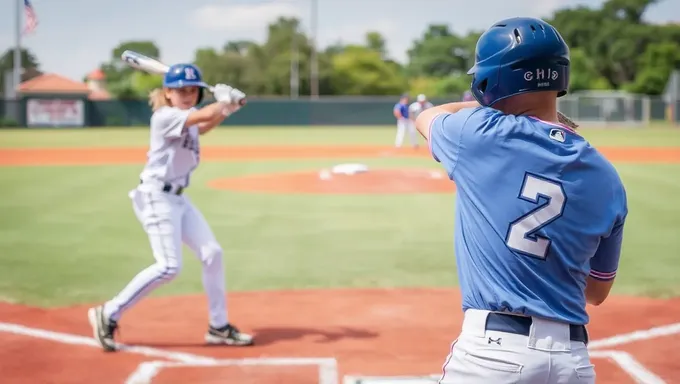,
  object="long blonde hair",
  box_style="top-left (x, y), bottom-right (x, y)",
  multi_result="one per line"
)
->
top-left (148, 88), bottom-right (170, 112)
